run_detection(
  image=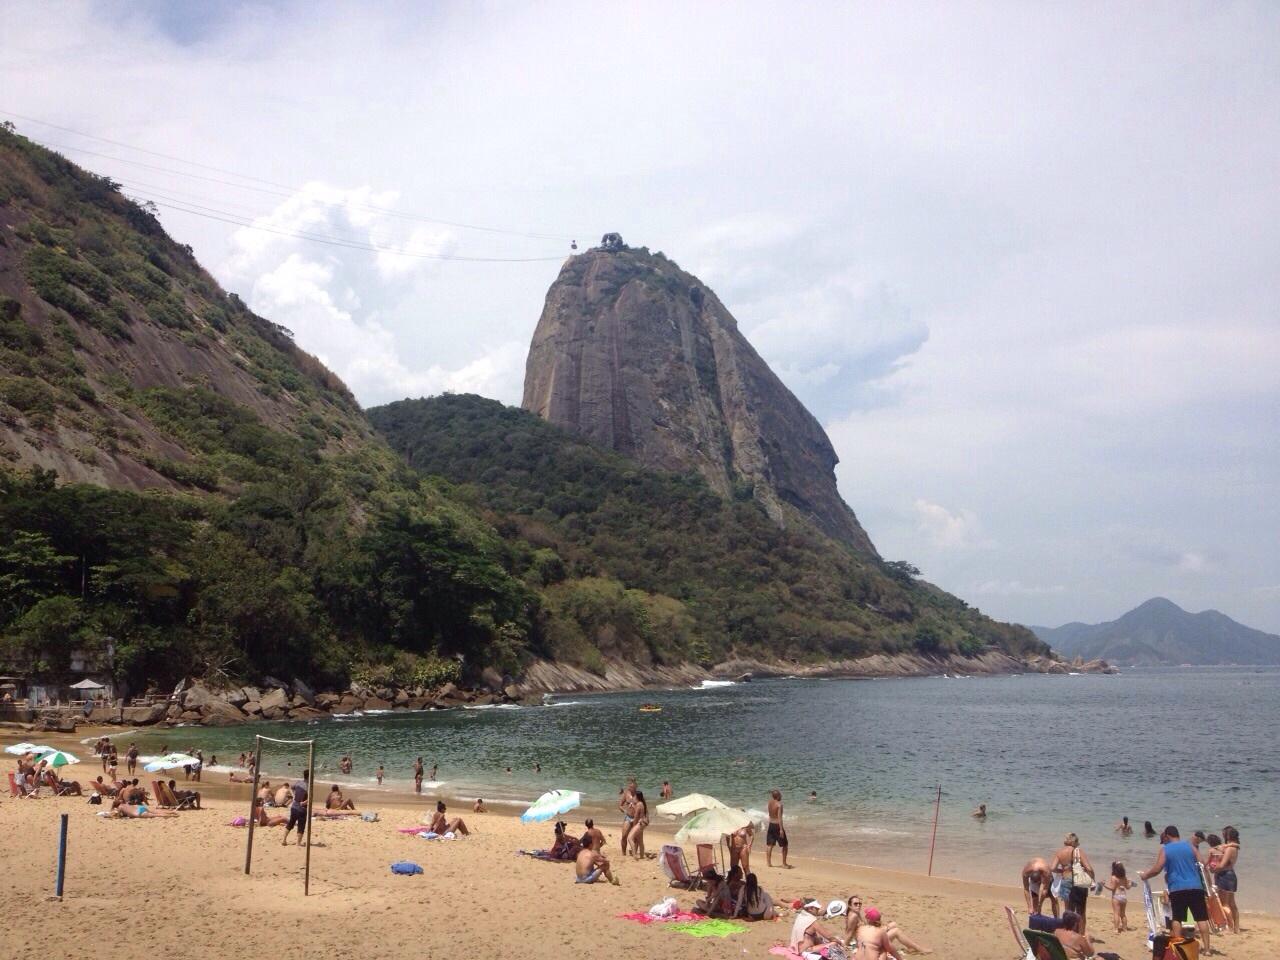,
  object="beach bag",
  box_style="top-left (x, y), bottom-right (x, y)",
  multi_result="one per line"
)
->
top-left (648, 896), bottom-right (678, 918)
top-left (361, 811), bottom-right (379, 822)
top-left (1071, 848), bottom-right (1092, 888)
top-left (88, 794), bottom-right (101, 805)
top-left (390, 861), bottom-right (423, 875)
